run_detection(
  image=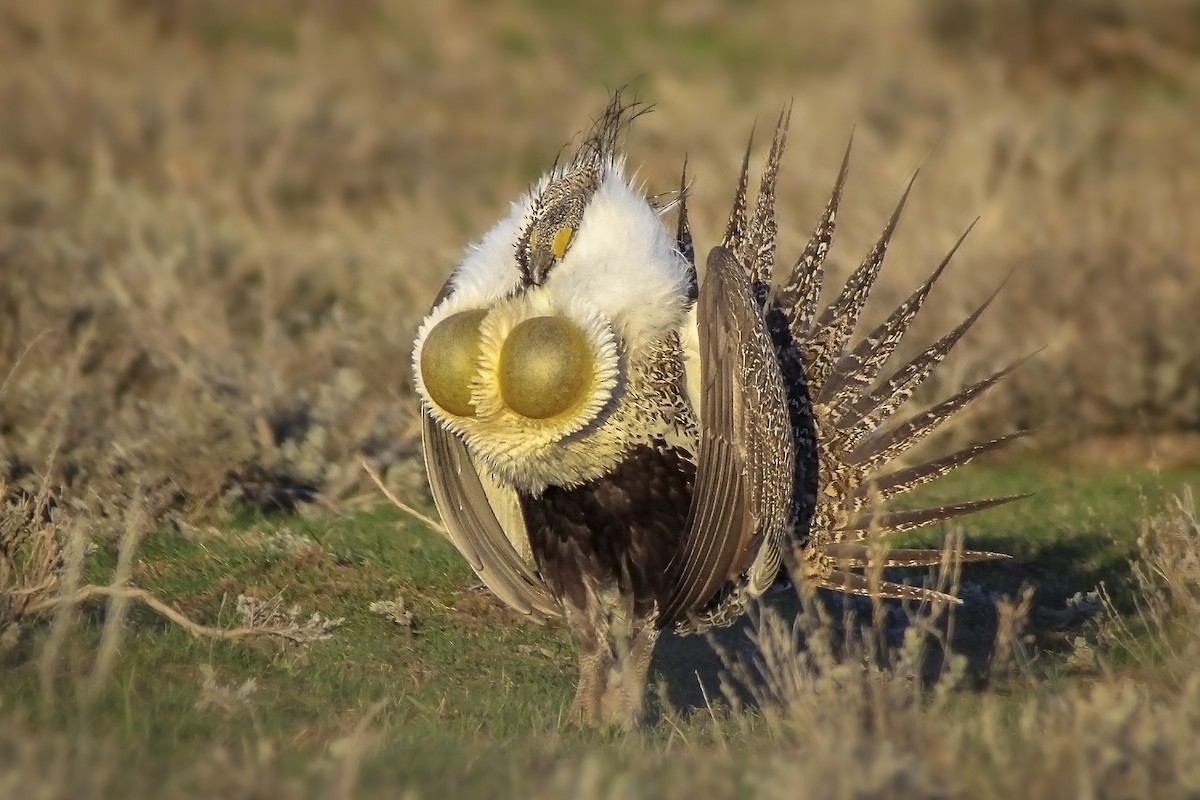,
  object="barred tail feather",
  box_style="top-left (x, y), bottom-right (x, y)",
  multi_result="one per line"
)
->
top-left (835, 275), bottom-right (1009, 434)
top-left (818, 570), bottom-right (962, 605)
top-left (774, 134), bottom-right (852, 342)
top-left (820, 542), bottom-right (1011, 568)
top-left (817, 220), bottom-right (976, 408)
top-left (851, 429), bottom-right (1031, 510)
top-left (743, 114), bottom-right (1032, 606)
top-left (807, 172), bottom-right (917, 377)
top-left (676, 157), bottom-right (698, 301)
top-left (746, 106), bottom-right (791, 306)
top-left (721, 129), bottom-right (754, 259)
top-left (850, 351), bottom-right (1037, 472)
top-left (838, 494), bottom-right (1030, 540)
